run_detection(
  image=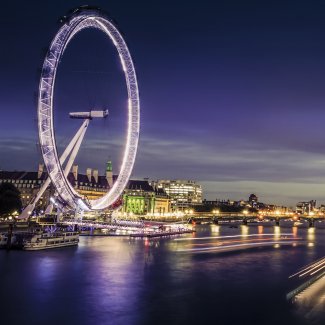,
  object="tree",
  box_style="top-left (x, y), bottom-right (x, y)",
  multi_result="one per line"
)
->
top-left (0, 183), bottom-right (22, 217)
